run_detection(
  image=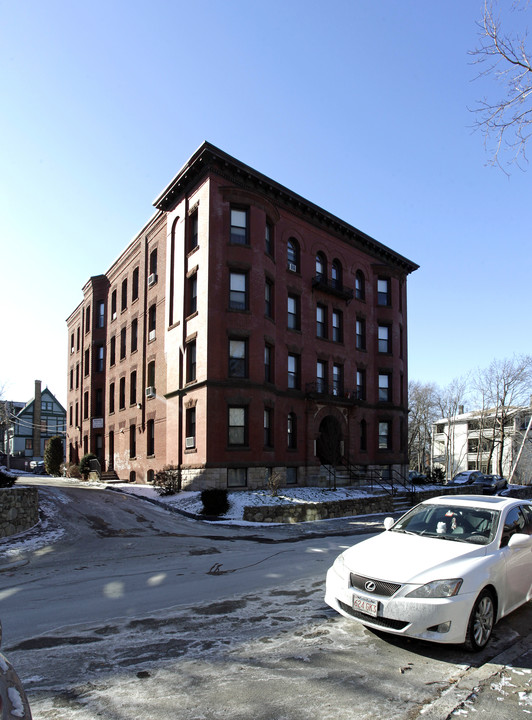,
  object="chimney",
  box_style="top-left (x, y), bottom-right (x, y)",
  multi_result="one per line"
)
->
top-left (459, 405), bottom-right (464, 415)
top-left (33, 380), bottom-right (42, 458)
